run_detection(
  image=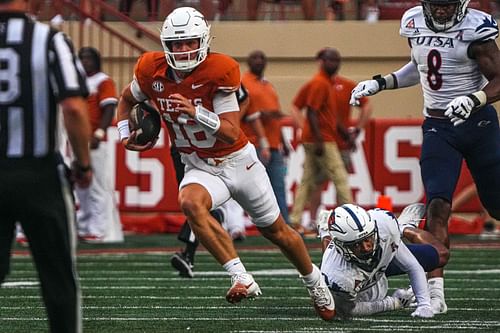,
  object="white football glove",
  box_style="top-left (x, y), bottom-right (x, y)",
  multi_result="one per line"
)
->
top-left (350, 79), bottom-right (382, 106)
top-left (444, 95), bottom-right (476, 126)
top-left (317, 209), bottom-right (333, 239)
top-left (392, 288), bottom-right (415, 308)
top-left (411, 305), bottom-right (434, 318)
